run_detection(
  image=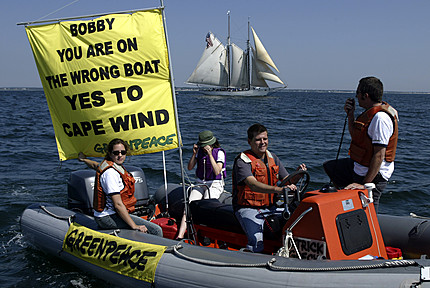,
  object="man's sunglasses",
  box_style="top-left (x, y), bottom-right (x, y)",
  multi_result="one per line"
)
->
top-left (112, 150), bottom-right (127, 156)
